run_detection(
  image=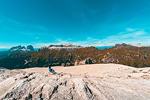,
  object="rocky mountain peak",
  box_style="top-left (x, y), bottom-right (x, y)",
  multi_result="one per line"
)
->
top-left (27, 45), bottom-right (34, 51)
top-left (41, 43), bottom-right (82, 51)
top-left (64, 43), bottom-right (71, 46)
top-left (114, 43), bottom-right (132, 47)
top-left (9, 45), bottom-right (34, 51)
